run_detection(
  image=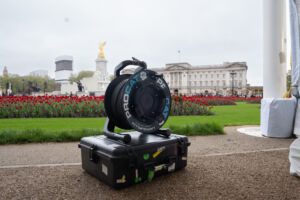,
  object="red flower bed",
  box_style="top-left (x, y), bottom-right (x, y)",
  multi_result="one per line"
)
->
top-left (0, 96), bottom-right (105, 118)
top-left (179, 96), bottom-right (262, 106)
top-left (171, 96), bottom-right (213, 116)
top-left (182, 96), bottom-right (236, 106)
top-left (0, 95), bottom-right (213, 118)
top-left (245, 98), bottom-right (262, 104)
top-left (0, 95), bottom-right (261, 118)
